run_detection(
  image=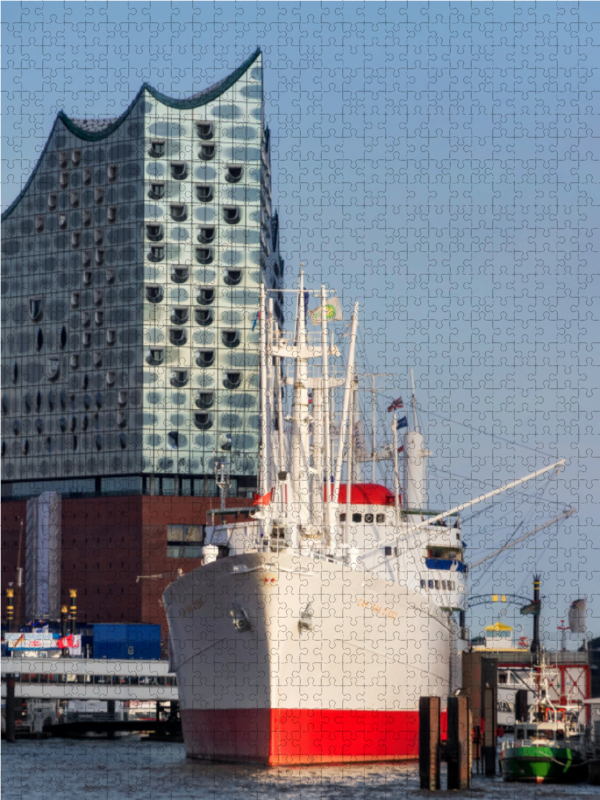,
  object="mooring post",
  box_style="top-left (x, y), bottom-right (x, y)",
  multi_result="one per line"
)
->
top-left (419, 696), bottom-right (441, 790)
top-left (447, 695), bottom-right (471, 790)
top-left (483, 685), bottom-right (497, 775)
